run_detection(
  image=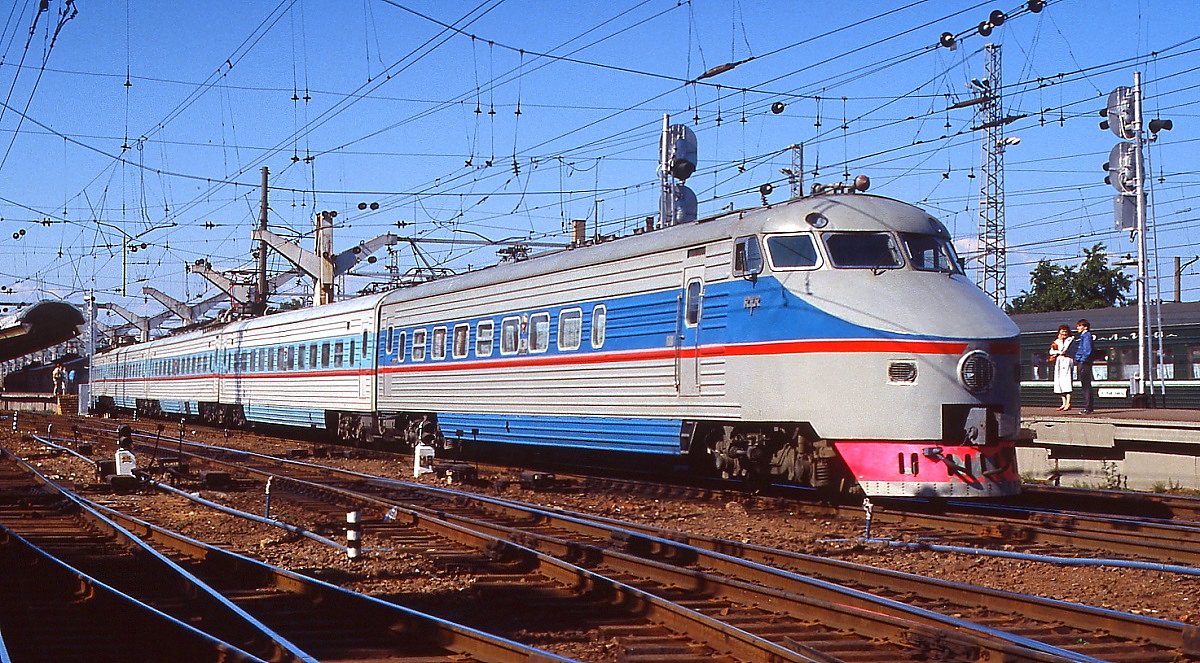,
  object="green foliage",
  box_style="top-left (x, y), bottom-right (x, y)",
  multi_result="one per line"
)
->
top-left (1006, 244), bottom-right (1131, 314)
